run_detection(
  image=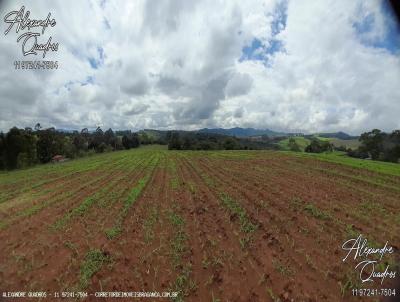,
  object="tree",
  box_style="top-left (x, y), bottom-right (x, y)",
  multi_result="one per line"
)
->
top-left (359, 129), bottom-right (386, 160)
top-left (305, 139), bottom-right (333, 153)
top-left (348, 129), bottom-right (400, 162)
top-left (347, 148), bottom-right (369, 159)
top-left (89, 127), bottom-right (105, 151)
top-left (104, 128), bottom-right (117, 150)
top-left (114, 136), bottom-right (124, 150)
top-left (223, 137), bottom-right (238, 150)
top-left (168, 132), bottom-right (182, 150)
top-left (288, 138), bottom-right (301, 152)
top-left (4, 127), bottom-right (23, 169)
top-left (97, 142), bottom-right (108, 153)
top-left (19, 129), bottom-right (37, 168)
top-left (0, 132), bottom-right (5, 169)
top-left (390, 130), bottom-right (400, 161)
top-left (382, 130), bottom-right (400, 162)
top-left (34, 123), bottom-right (42, 131)
top-left (73, 133), bottom-right (87, 152)
top-left (182, 136), bottom-right (194, 150)
top-left (139, 132), bottom-right (153, 145)
top-left (122, 133), bottom-right (140, 149)
top-left (37, 128), bottom-right (63, 163)
top-left (63, 136), bottom-right (78, 158)
top-left (3, 127), bottom-right (37, 169)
